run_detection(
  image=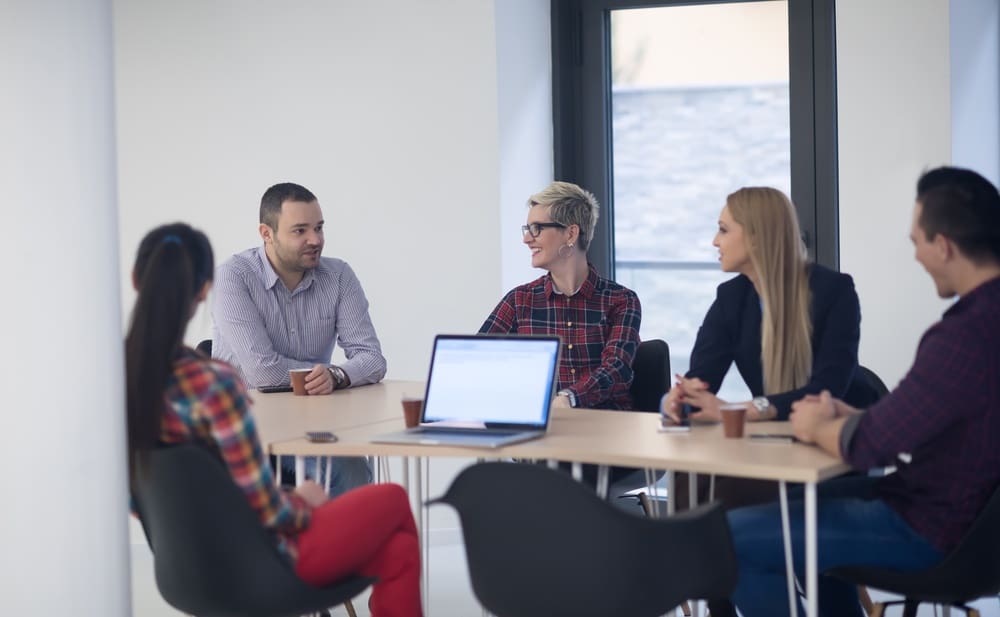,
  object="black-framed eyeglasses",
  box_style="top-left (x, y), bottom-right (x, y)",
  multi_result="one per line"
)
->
top-left (521, 222), bottom-right (567, 238)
